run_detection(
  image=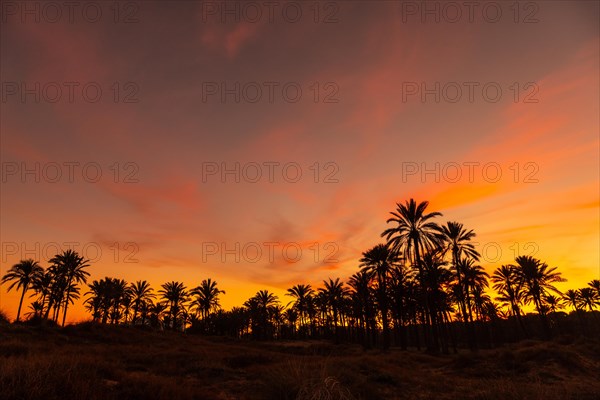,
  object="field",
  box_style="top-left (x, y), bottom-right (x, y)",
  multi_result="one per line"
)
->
top-left (1, 323), bottom-right (599, 400)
